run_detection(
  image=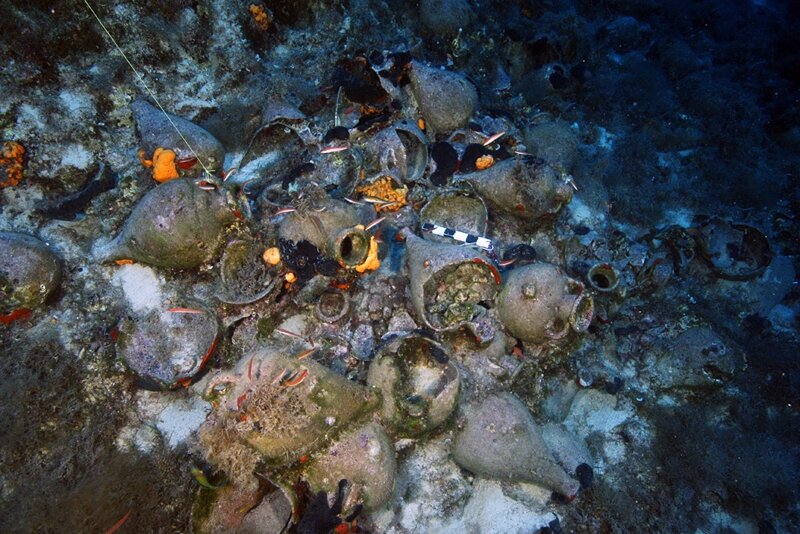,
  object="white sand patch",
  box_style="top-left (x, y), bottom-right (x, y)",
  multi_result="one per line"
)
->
top-left (111, 263), bottom-right (164, 313)
top-left (60, 144), bottom-right (93, 169)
